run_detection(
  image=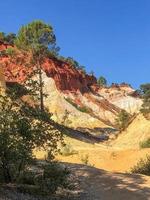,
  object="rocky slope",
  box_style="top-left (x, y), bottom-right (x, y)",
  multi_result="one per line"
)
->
top-left (0, 41), bottom-right (142, 130)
